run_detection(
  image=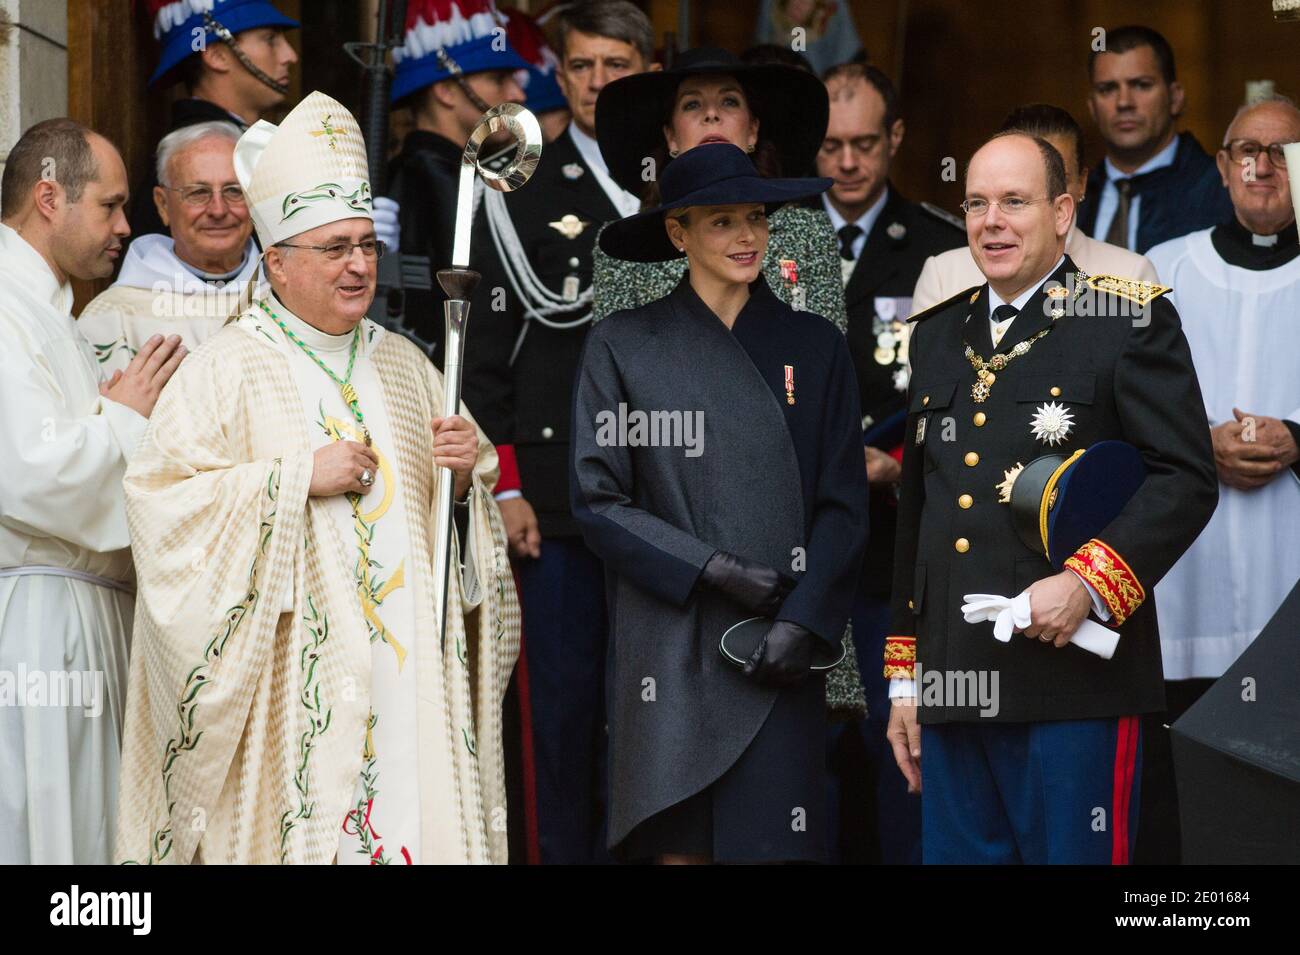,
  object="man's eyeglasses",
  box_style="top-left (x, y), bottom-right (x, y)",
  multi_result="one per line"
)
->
top-left (1221, 139), bottom-right (1291, 168)
top-left (164, 184), bottom-right (247, 207)
top-left (275, 239), bottom-right (386, 261)
top-left (960, 196), bottom-right (1050, 217)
